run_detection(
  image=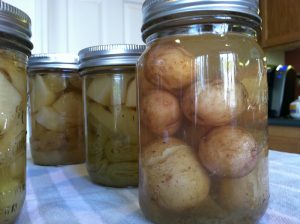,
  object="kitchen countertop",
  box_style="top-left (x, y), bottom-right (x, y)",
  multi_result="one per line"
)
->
top-left (16, 150), bottom-right (300, 224)
top-left (268, 117), bottom-right (300, 127)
